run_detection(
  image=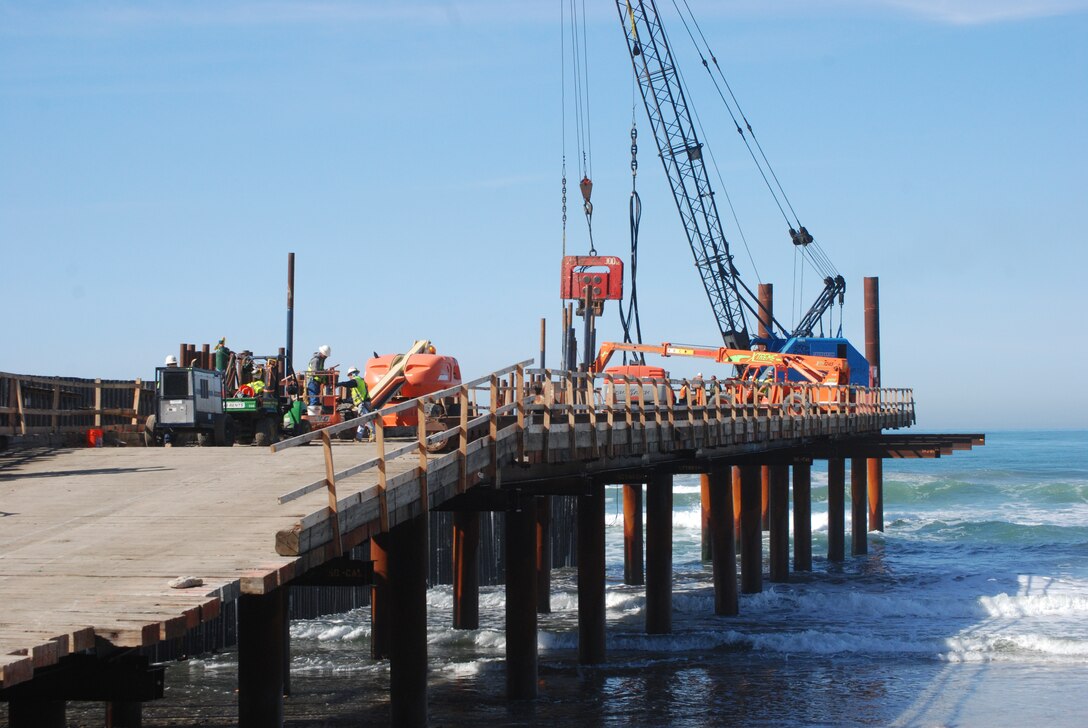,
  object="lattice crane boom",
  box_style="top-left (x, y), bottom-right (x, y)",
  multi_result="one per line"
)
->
top-left (617, 0), bottom-right (750, 349)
